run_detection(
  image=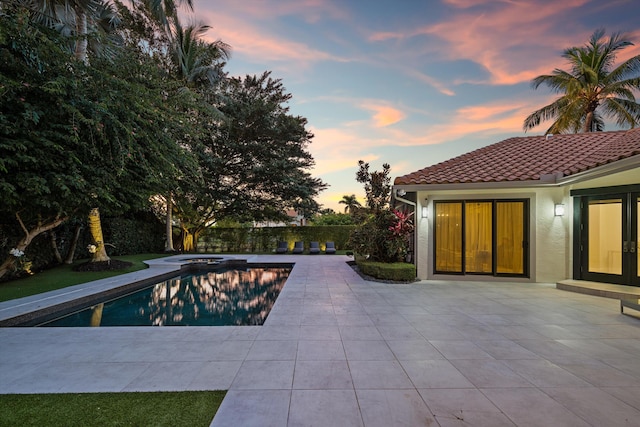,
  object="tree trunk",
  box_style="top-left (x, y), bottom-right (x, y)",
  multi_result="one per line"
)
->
top-left (583, 110), bottom-right (594, 132)
top-left (0, 213), bottom-right (68, 279)
top-left (64, 223), bottom-right (83, 264)
top-left (88, 208), bottom-right (110, 262)
top-left (74, 9), bottom-right (88, 63)
top-left (181, 228), bottom-right (195, 252)
top-left (50, 231), bottom-right (63, 264)
top-left (165, 195), bottom-right (175, 252)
